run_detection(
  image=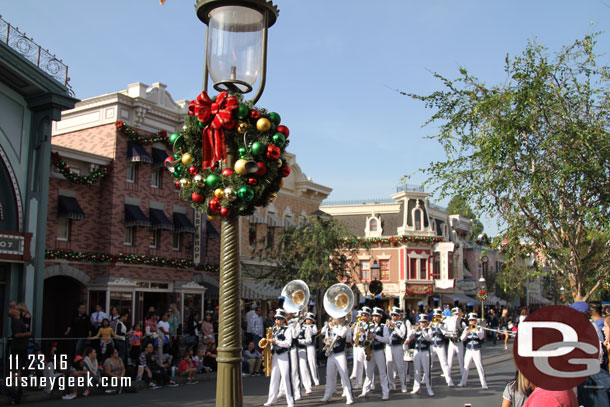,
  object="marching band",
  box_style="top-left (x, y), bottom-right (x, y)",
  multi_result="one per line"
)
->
top-left (261, 280), bottom-right (492, 406)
